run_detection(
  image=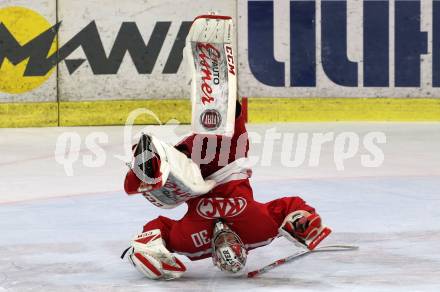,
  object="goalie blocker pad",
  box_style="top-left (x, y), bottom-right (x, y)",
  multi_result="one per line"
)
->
top-left (186, 14), bottom-right (237, 136)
